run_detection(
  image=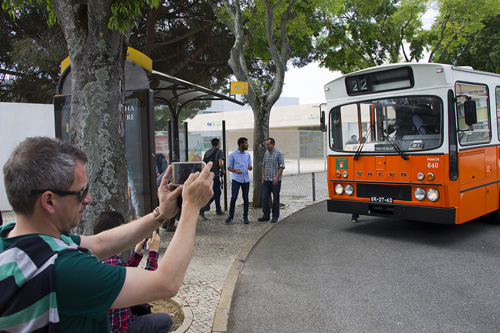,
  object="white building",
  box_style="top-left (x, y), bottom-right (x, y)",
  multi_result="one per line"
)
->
top-left (0, 102), bottom-right (55, 211)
